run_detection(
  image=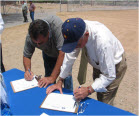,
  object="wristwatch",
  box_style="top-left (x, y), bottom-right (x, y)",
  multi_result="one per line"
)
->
top-left (87, 86), bottom-right (92, 95)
